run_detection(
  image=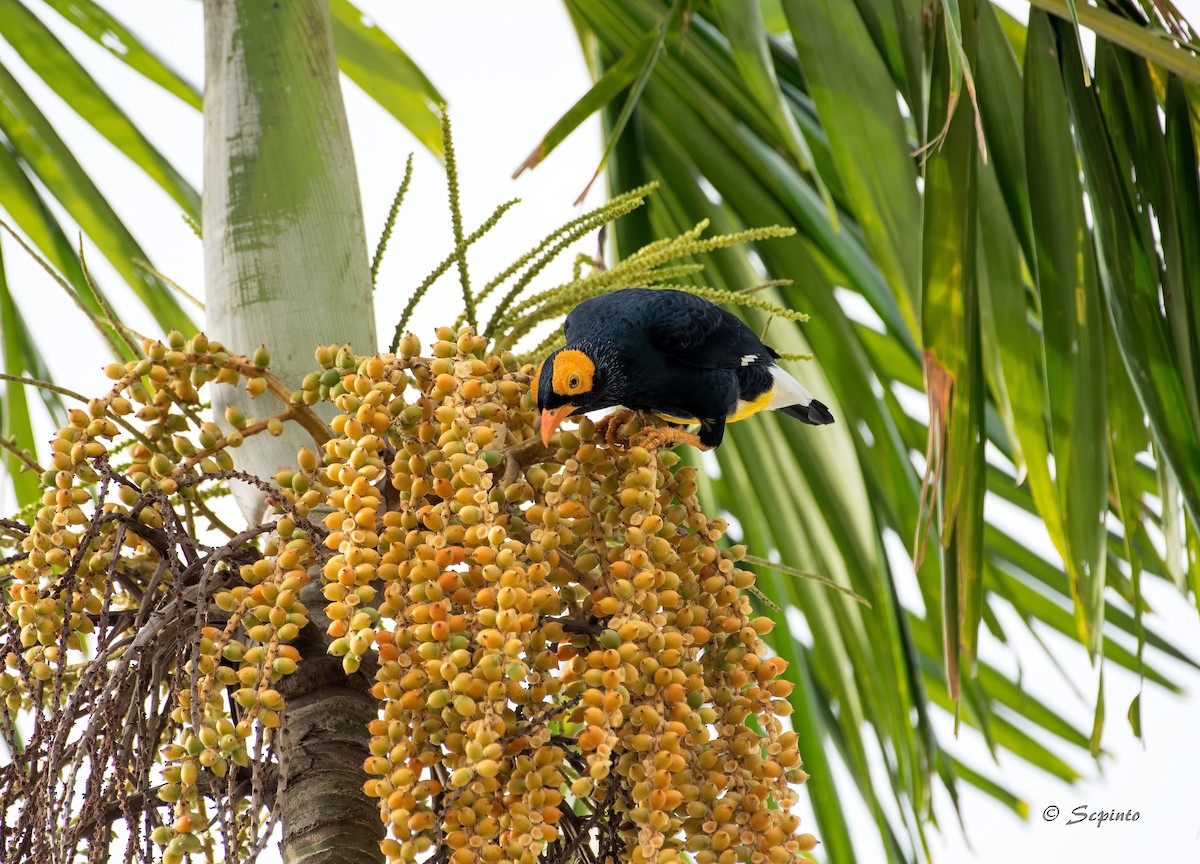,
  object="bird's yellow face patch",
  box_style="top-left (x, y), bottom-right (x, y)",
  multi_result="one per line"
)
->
top-left (551, 350), bottom-right (595, 397)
